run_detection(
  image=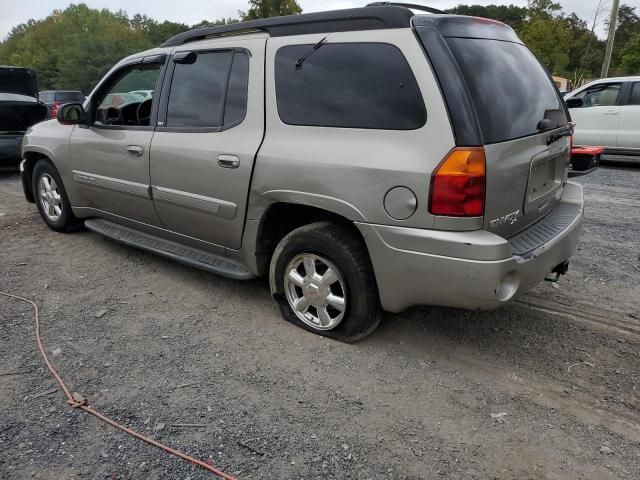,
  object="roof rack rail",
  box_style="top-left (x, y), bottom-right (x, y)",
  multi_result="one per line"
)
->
top-left (366, 2), bottom-right (446, 15)
top-left (160, 6), bottom-right (415, 47)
